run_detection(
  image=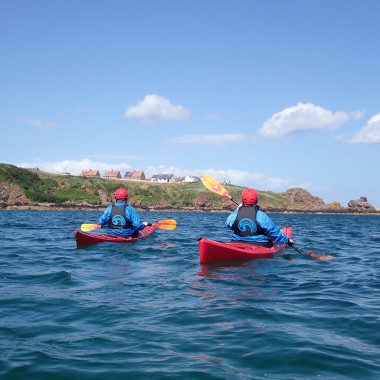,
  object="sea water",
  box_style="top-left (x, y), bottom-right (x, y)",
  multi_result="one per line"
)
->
top-left (0, 210), bottom-right (379, 379)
